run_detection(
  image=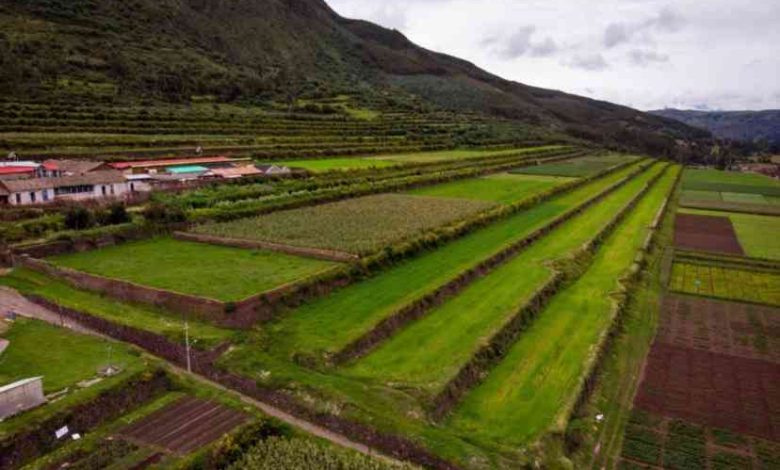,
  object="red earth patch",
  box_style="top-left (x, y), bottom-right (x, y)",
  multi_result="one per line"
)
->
top-left (119, 396), bottom-right (248, 454)
top-left (674, 213), bottom-right (744, 255)
top-left (634, 343), bottom-right (779, 441)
